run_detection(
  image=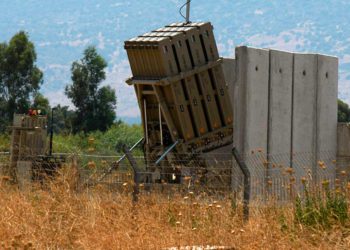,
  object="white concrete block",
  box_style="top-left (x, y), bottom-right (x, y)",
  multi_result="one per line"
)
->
top-left (234, 46), bottom-right (269, 198)
top-left (337, 123), bottom-right (350, 157)
top-left (337, 124), bottom-right (350, 177)
top-left (268, 50), bottom-right (293, 167)
top-left (292, 53), bottom-right (318, 181)
top-left (316, 55), bottom-right (338, 154)
top-left (234, 46), bottom-right (269, 157)
top-left (232, 46), bottom-right (338, 198)
top-left (316, 54), bottom-right (338, 181)
top-left (267, 50), bottom-right (294, 199)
